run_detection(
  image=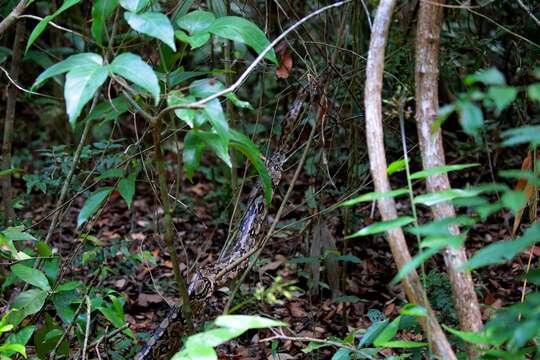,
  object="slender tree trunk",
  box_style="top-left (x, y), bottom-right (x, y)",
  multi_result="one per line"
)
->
top-left (2, 20), bottom-right (25, 224)
top-left (415, 0), bottom-right (483, 355)
top-left (364, 1), bottom-right (456, 358)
